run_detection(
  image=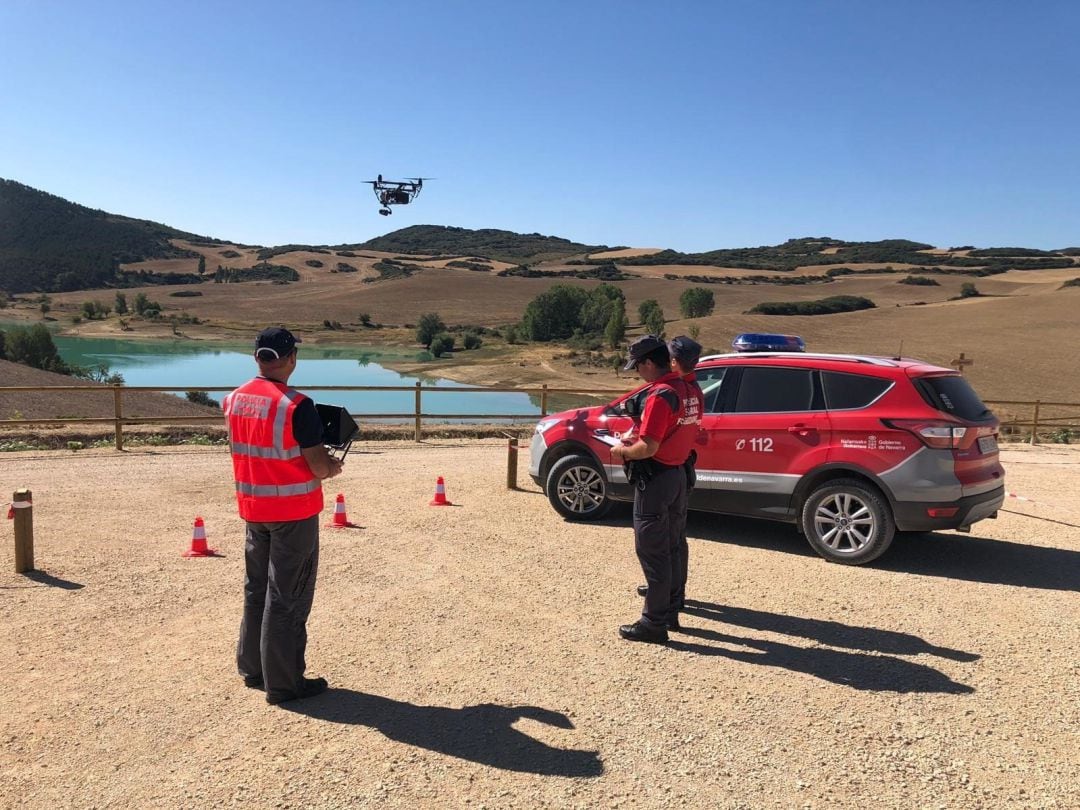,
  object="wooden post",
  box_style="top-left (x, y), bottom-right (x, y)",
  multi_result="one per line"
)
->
top-left (1030, 400), bottom-right (1041, 445)
top-left (506, 437), bottom-right (519, 490)
top-left (113, 385), bottom-right (124, 451)
top-left (12, 489), bottom-right (34, 573)
top-left (414, 381), bottom-right (422, 442)
top-left (540, 384), bottom-right (549, 417)
top-left (950, 353), bottom-right (974, 375)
